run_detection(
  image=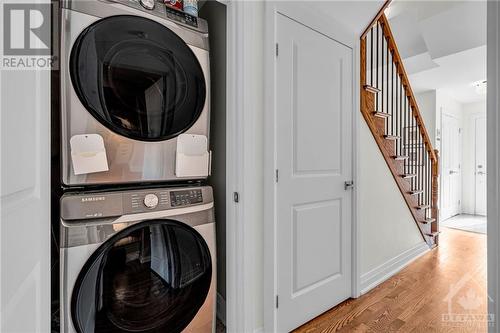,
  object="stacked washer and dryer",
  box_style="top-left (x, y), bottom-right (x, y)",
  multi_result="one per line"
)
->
top-left (57, 1), bottom-right (216, 332)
